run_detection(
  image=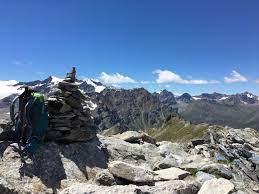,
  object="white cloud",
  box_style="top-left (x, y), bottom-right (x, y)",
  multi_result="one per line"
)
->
top-left (153, 69), bottom-right (219, 84)
top-left (0, 80), bottom-right (21, 100)
top-left (255, 79), bottom-right (259, 84)
top-left (99, 72), bottom-right (136, 84)
top-left (224, 70), bottom-right (248, 83)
